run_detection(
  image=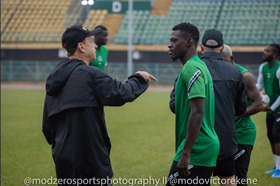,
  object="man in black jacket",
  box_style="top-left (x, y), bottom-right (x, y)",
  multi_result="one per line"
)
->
top-left (42, 25), bottom-right (156, 186)
top-left (199, 29), bottom-right (247, 186)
